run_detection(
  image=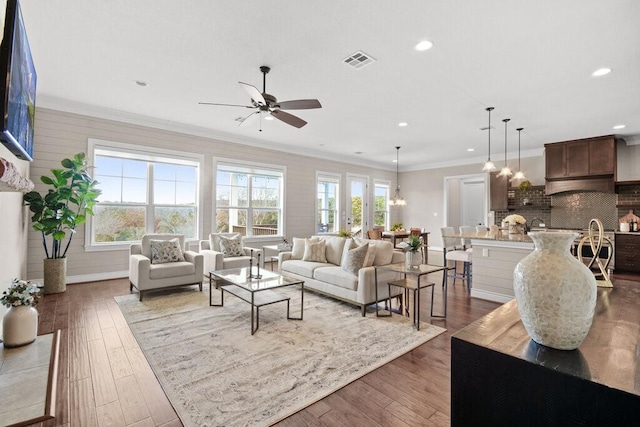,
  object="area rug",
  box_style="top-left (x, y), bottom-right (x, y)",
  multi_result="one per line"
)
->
top-left (115, 285), bottom-right (446, 426)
